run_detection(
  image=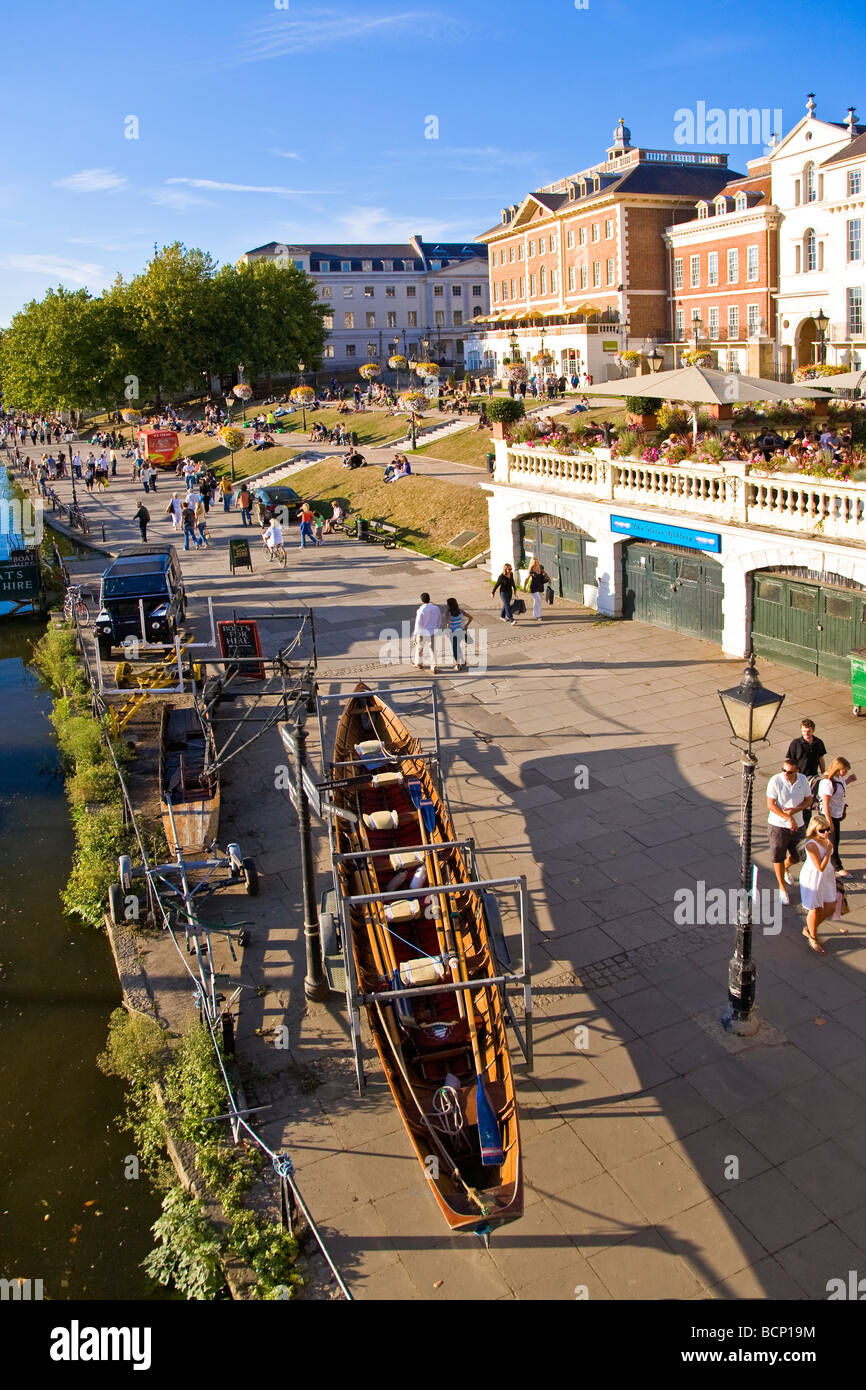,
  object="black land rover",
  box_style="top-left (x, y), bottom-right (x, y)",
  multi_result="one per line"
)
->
top-left (94, 545), bottom-right (186, 658)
